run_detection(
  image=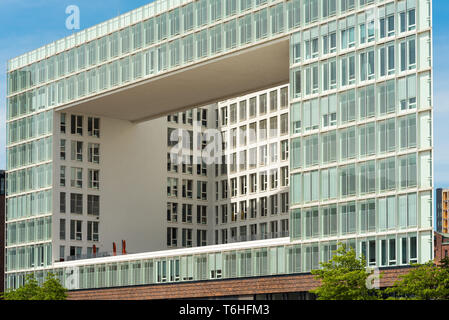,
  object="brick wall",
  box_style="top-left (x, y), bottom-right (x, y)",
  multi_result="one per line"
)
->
top-left (67, 267), bottom-right (413, 300)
